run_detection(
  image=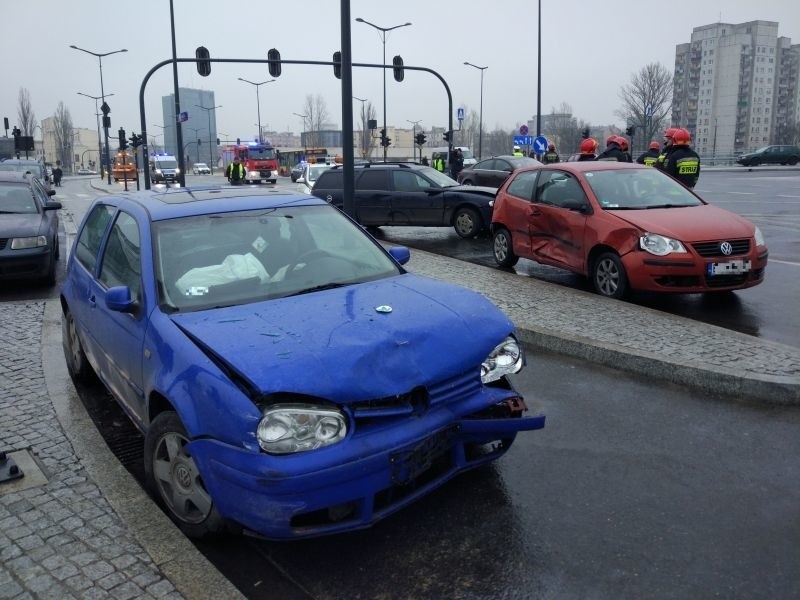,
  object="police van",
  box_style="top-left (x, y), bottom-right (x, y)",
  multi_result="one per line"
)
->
top-left (149, 153), bottom-right (180, 184)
